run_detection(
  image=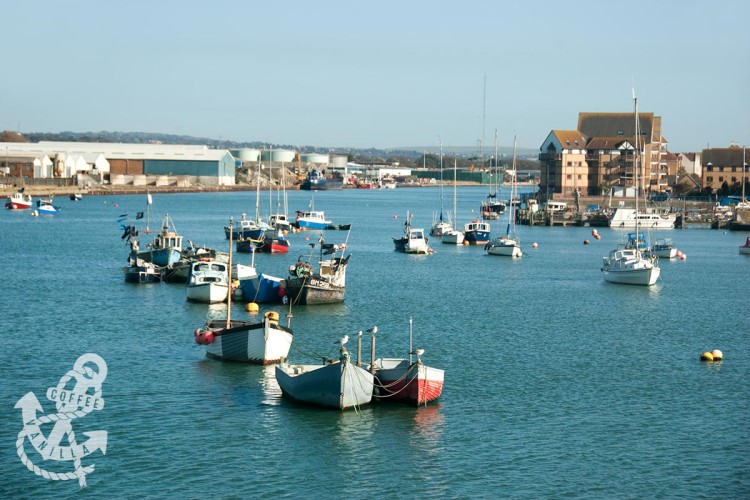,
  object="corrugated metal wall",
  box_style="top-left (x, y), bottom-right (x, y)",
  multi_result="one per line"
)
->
top-left (109, 159), bottom-right (144, 175)
top-left (143, 160), bottom-right (218, 176)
